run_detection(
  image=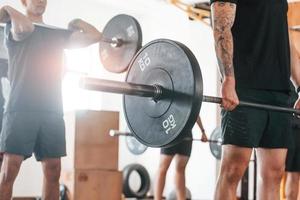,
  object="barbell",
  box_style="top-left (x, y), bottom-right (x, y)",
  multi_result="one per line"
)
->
top-left (80, 39), bottom-right (300, 148)
top-left (0, 14), bottom-right (142, 73)
top-left (110, 127), bottom-right (223, 160)
top-left (109, 130), bottom-right (221, 144)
